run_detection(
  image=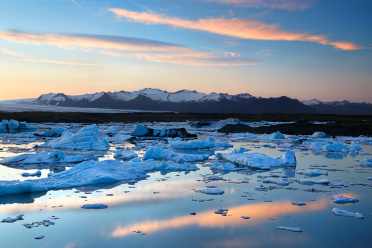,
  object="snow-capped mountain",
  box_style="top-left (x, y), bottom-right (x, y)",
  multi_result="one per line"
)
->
top-left (31, 89), bottom-right (372, 114)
